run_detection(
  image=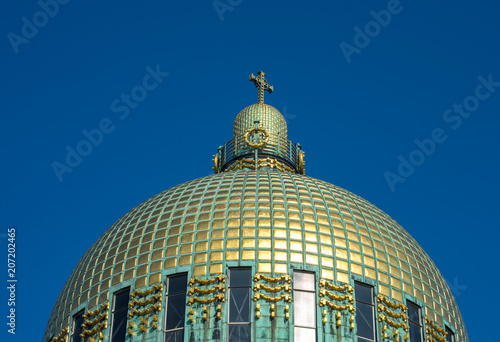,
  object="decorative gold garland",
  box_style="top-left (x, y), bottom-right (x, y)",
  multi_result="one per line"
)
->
top-left (82, 312), bottom-right (108, 329)
top-left (319, 298), bottom-right (355, 313)
top-left (378, 314), bottom-right (409, 330)
top-left (129, 293), bottom-right (162, 309)
top-left (319, 279), bottom-right (354, 293)
top-left (189, 274), bottom-right (226, 286)
top-left (319, 288), bottom-right (354, 303)
top-left (81, 322), bottom-right (107, 338)
top-left (188, 293), bottom-right (225, 305)
top-left (189, 283), bottom-right (226, 295)
top-left (128, 303), bottom-right (162, 318)
top-left (253, 273), bottom-right (291, 283)
top-left (378, 305), bottom-right (408, 321)
top-left (130, 284), bottom-right (163, 299)
top-left (424, 317), bottom-right (448, 342)
top-left (52, 326), bottom-right (69, 342)
top-left (253, 293), bottom-right (292, 303)
top-left (224, 158), bottom-right (295, 173)
top-left (254, 283), bottom-right (291, 293)
top-left (83, 303), bottom-right (109, 319)
top-left (377, 295), bottom-right (408, 311)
